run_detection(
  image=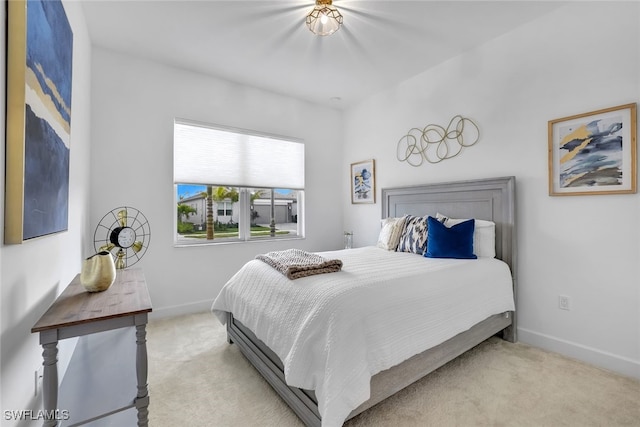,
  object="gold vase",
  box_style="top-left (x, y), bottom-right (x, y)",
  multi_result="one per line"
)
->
top-left (81, 251), bottom-right (116, 292)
